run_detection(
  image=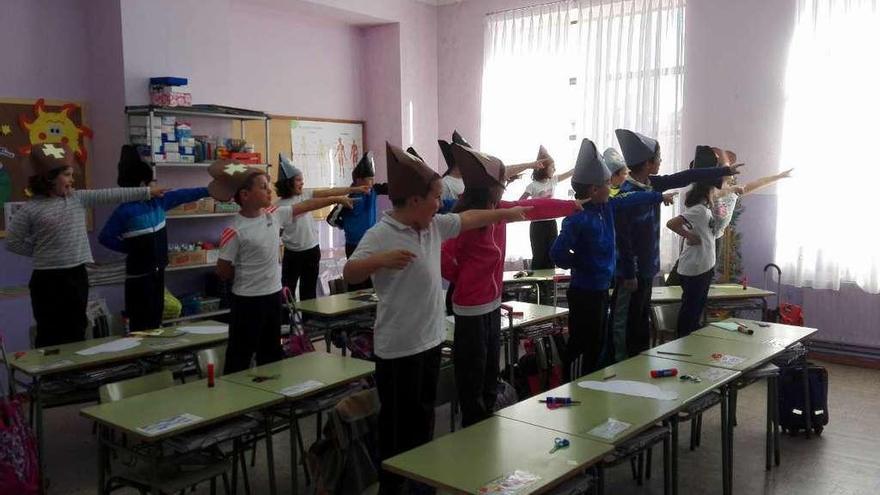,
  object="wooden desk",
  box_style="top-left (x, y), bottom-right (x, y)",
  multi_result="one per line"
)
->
top-left (693, 319), bottom-right (817, 348)
top-left (641, 334), bottom-right (787, 372)
top-left (384, 416), bottom-right (612, 494)
top-left (650, 284), bottom-right (775, 304)
top-left (297, 290), bottom-right (377, 317)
